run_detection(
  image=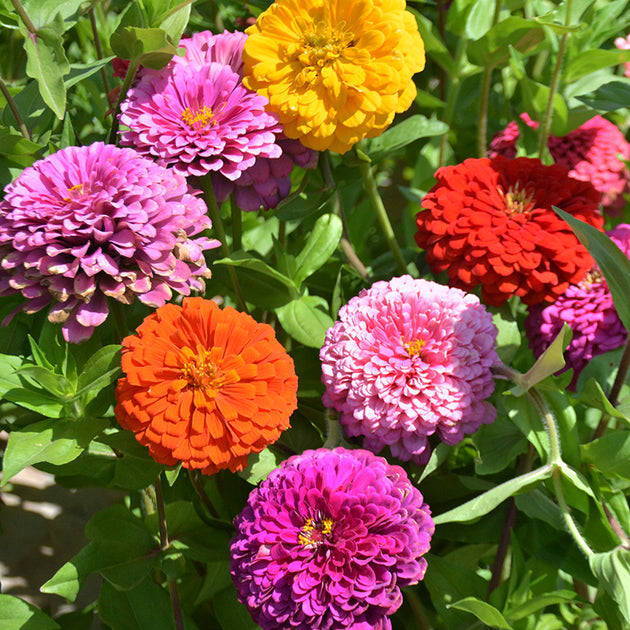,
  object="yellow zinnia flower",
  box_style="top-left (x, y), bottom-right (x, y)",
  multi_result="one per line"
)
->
top-left (242, 0), bottom-right (425, 154)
